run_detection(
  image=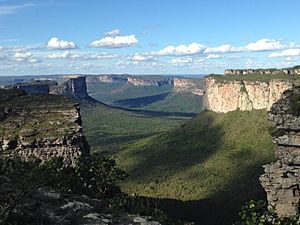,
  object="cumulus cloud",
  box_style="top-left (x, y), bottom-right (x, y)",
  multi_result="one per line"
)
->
top-left (153, 43), bottom-right (205, 56)
top-left (90, 35), bottom-right (138, 48)
top-left (204, 44), bottom-right (242, 54)
top-left (104, 29), bottom-right (121, 37)
top-left (205, 54), bottom-right (221, 59)
top-left (48, 51), bottom-right (117, 60)
top-left (171, 58), bottom-right (193, 63)
top-left (11, 49), bottom-right (38, 63)
top-left (244, 39), bottom-right (284, 51)
top-left (47, 37), bottom-right (78, 50)
top-left (131, 54), bottom-right (155, 61)
top-left (268, 49), bottom-right (300, 58)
